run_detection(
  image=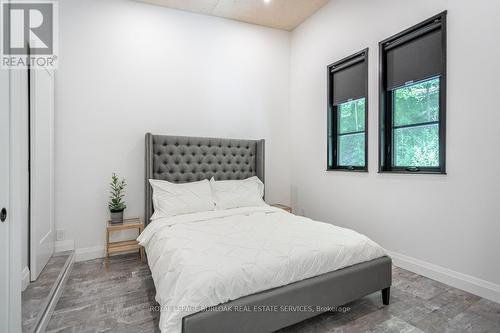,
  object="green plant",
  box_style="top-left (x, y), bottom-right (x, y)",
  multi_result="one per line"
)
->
top-left (109, 173), bottom-right (127, 212)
